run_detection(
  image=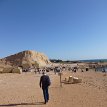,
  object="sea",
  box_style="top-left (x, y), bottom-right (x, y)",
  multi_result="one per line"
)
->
top-left (79, 59), bottom-right (107, 63)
